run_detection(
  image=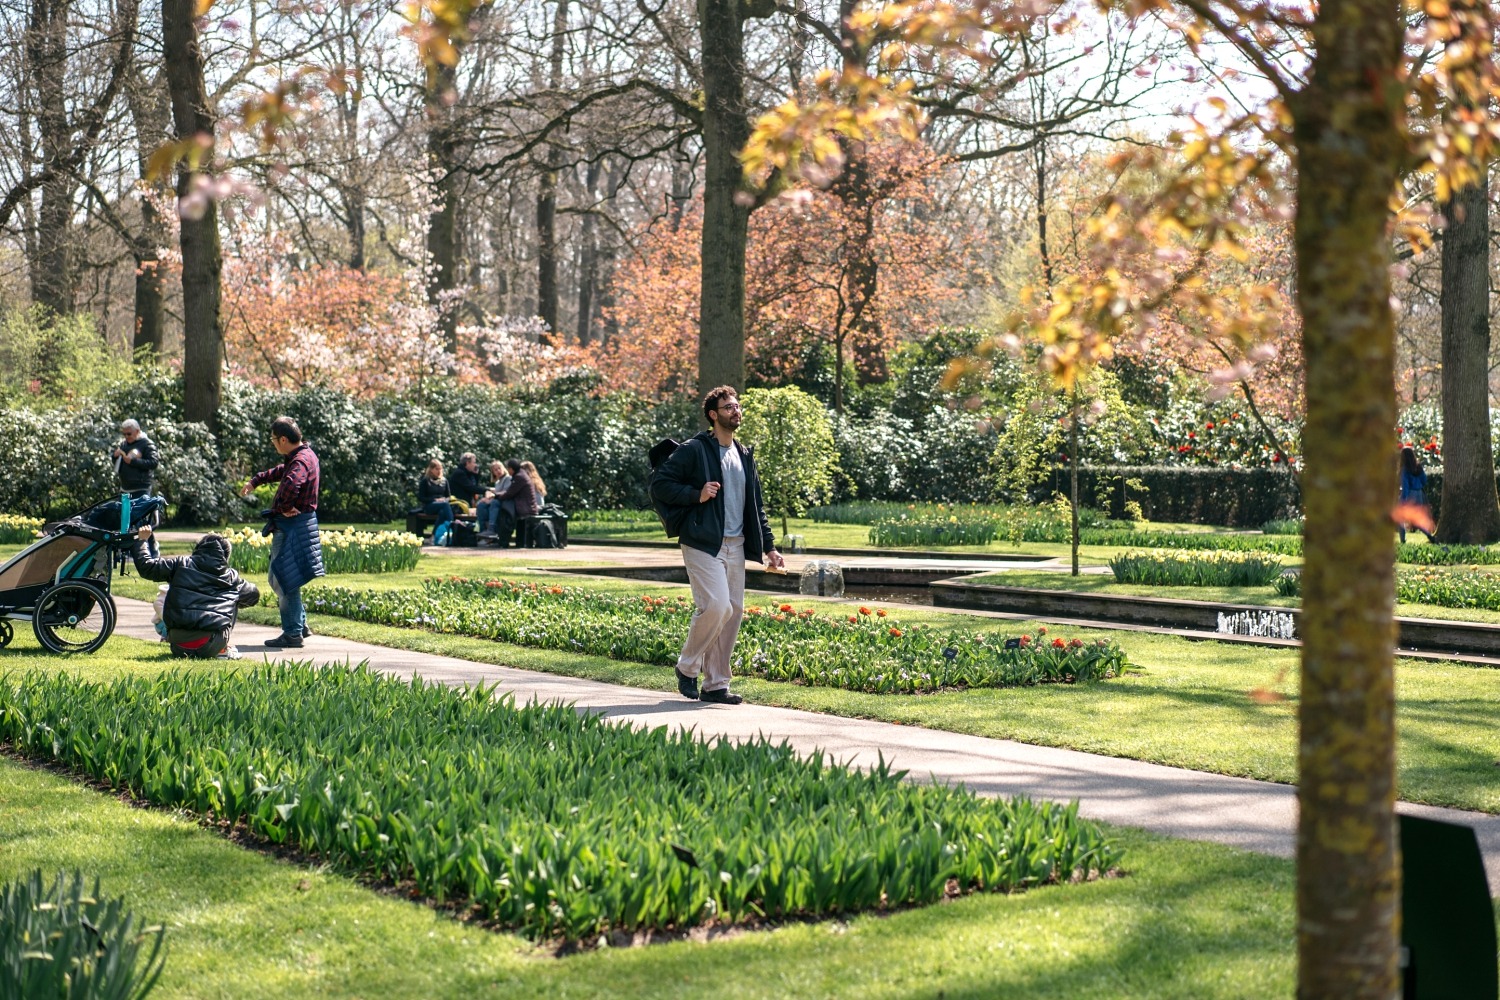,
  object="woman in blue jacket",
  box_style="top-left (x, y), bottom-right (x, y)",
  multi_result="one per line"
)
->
top-left (1398, 445), bottom-right (1434, 543)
